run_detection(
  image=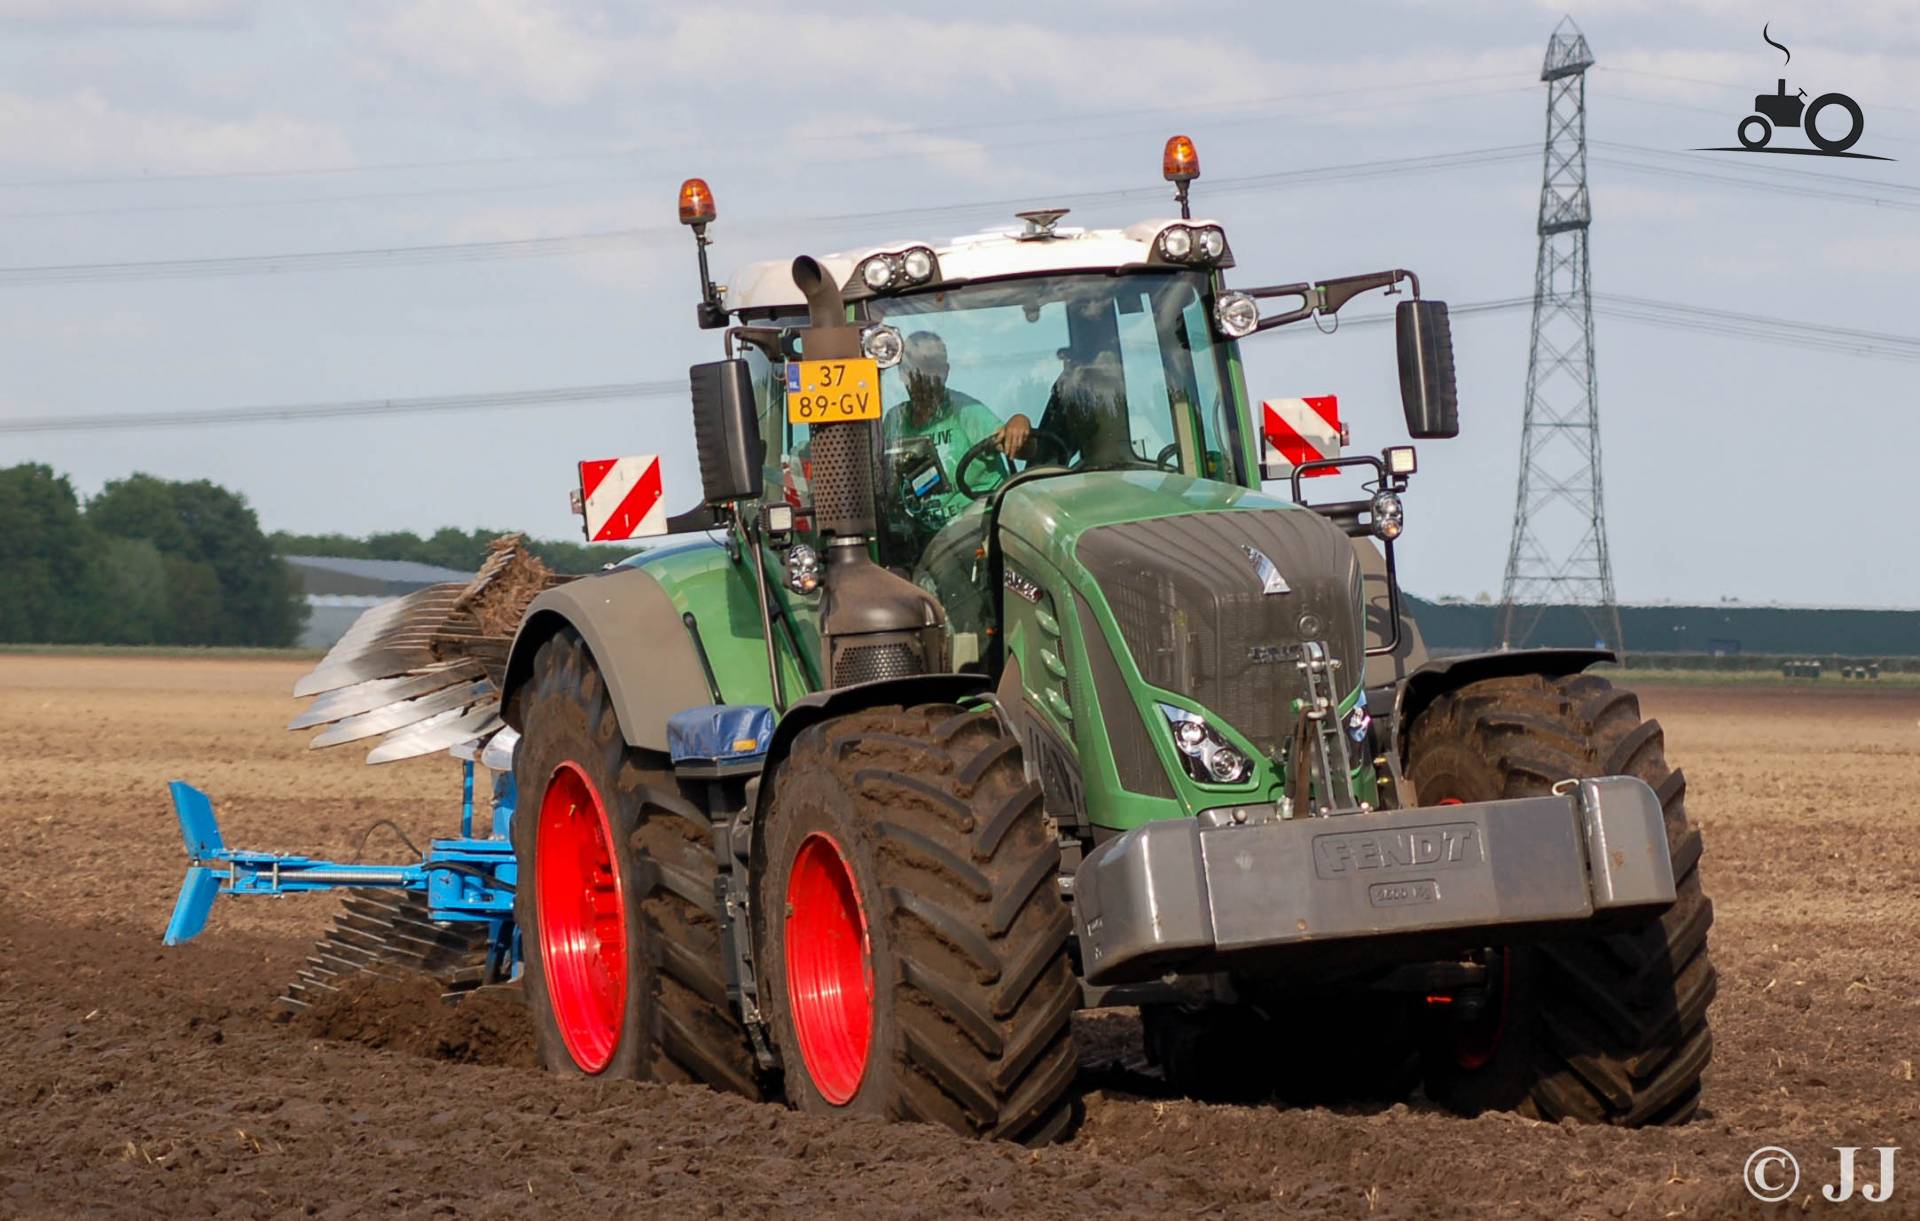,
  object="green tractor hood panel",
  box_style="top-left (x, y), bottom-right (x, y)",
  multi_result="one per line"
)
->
top-left (996, 470), bottom-right (1294, 566)
top-left (1002, 471), bottom-right (1364, 759)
